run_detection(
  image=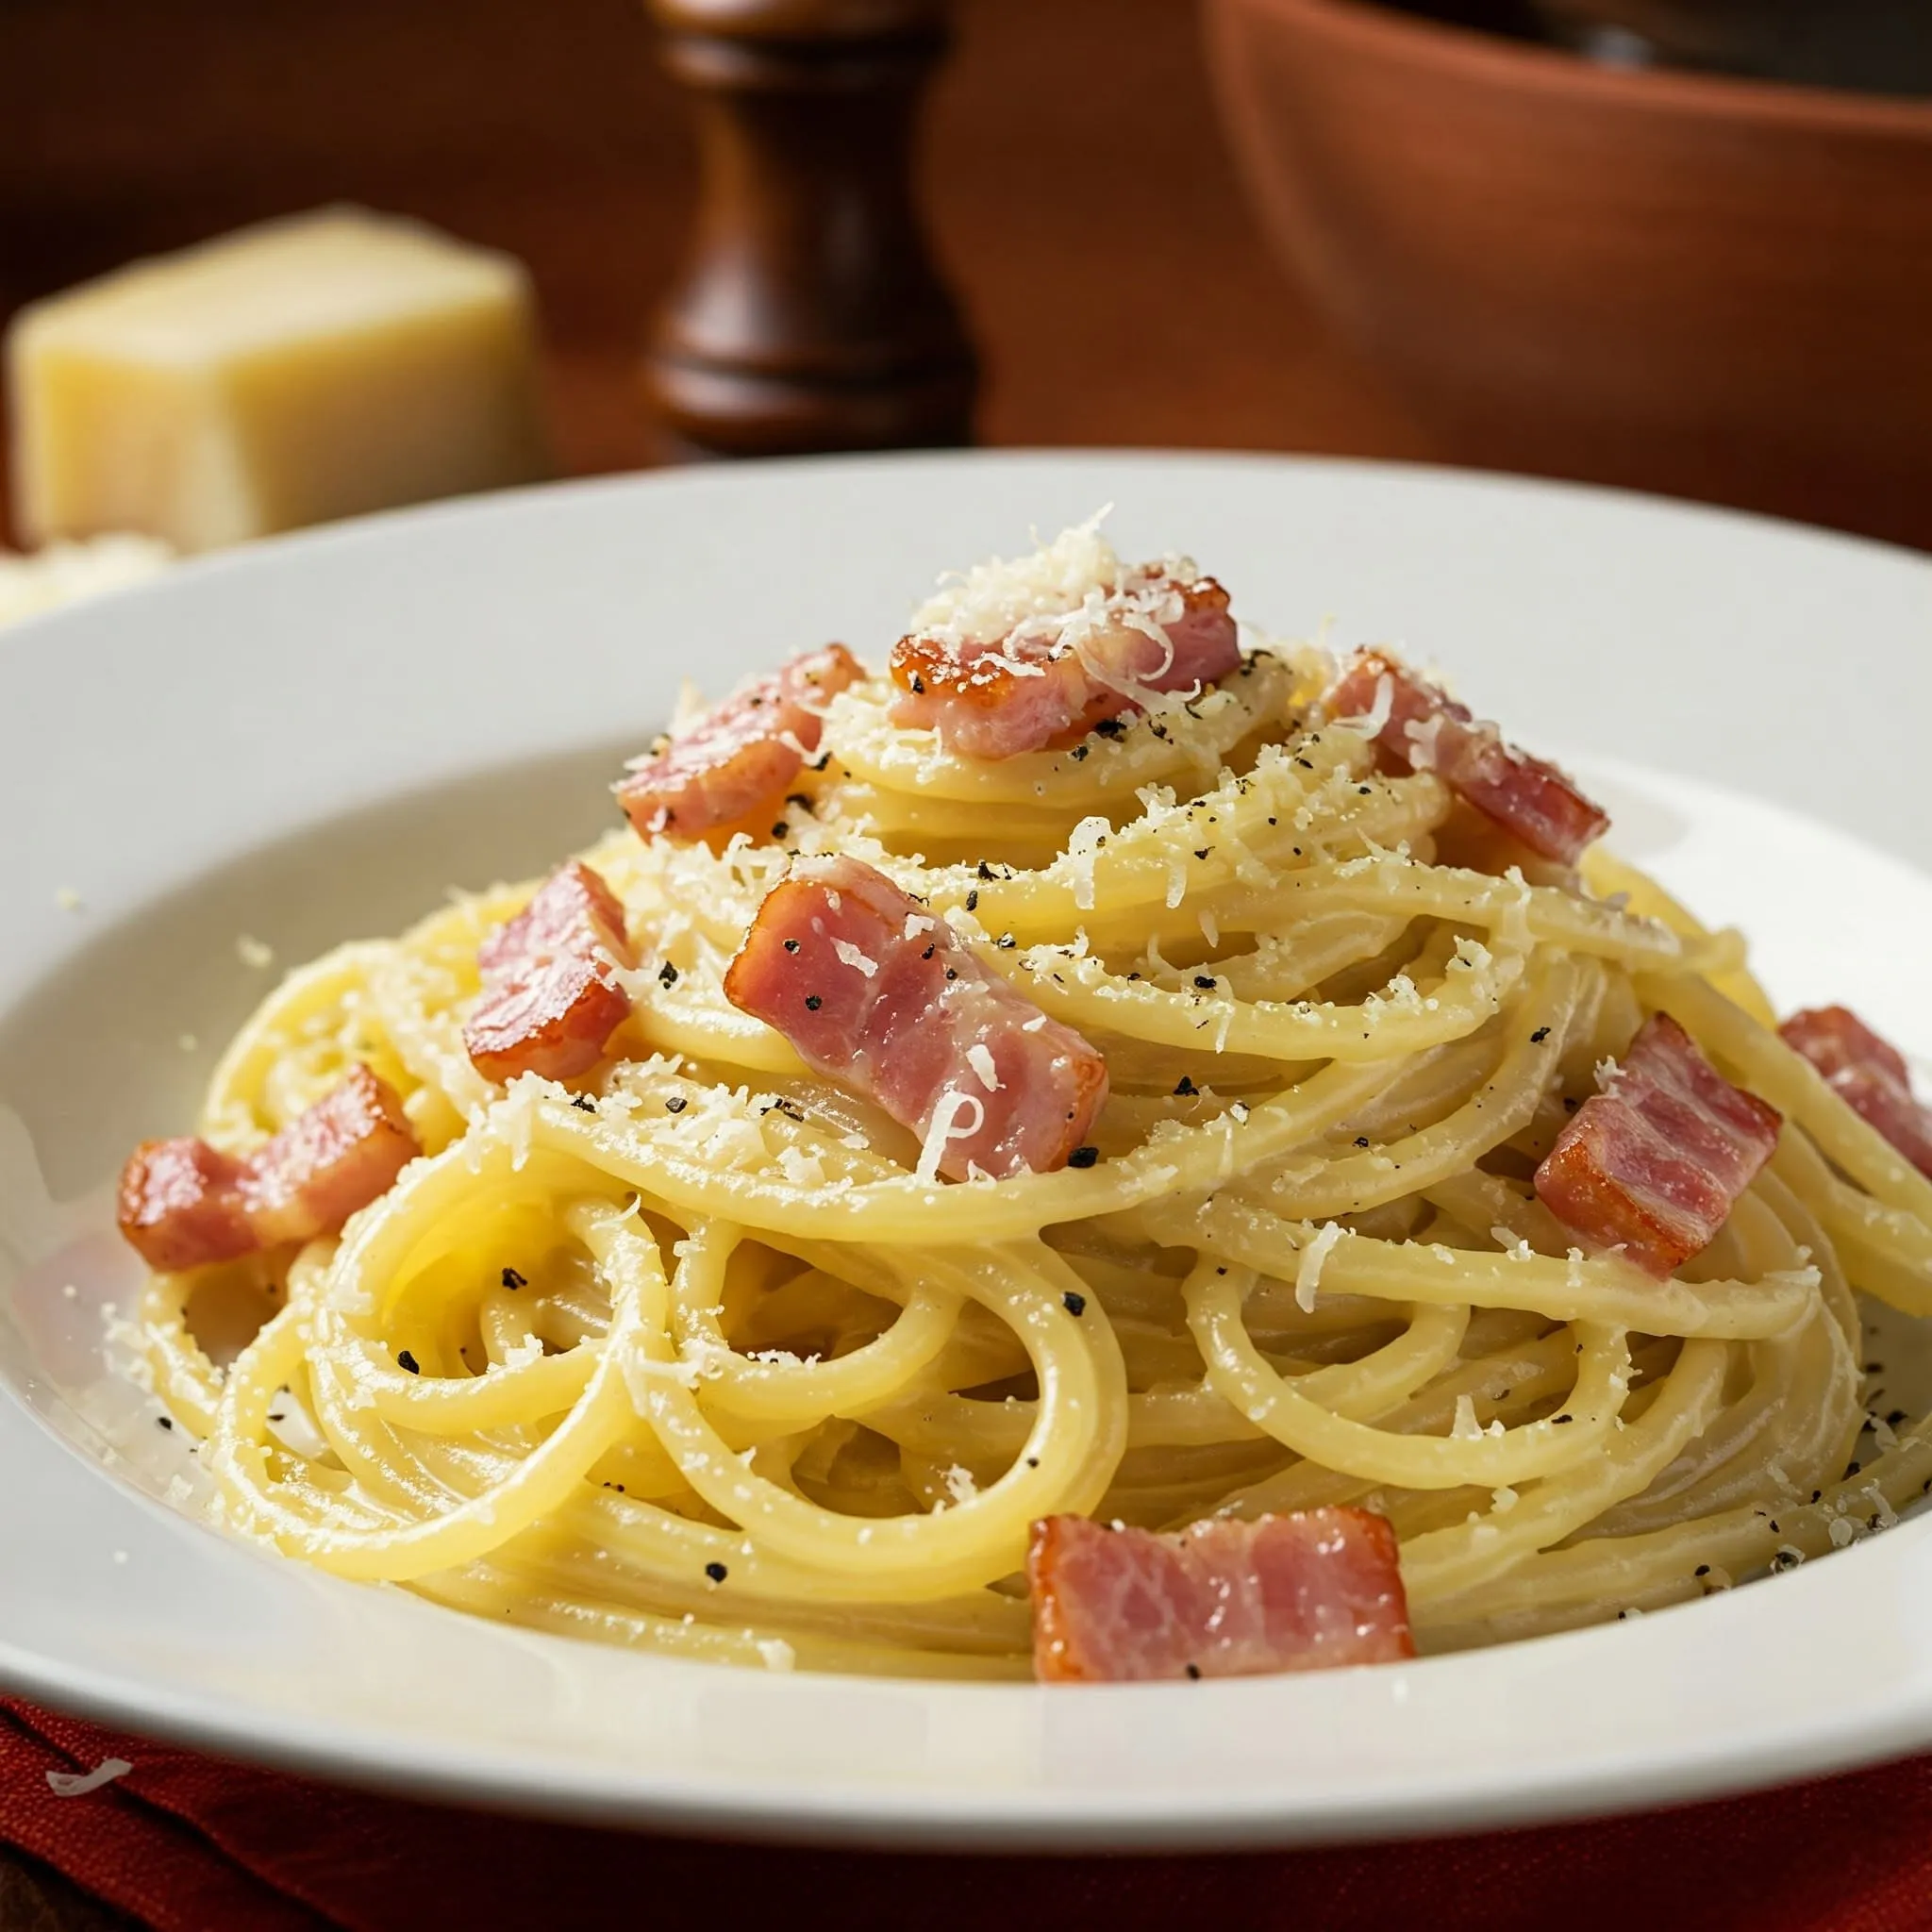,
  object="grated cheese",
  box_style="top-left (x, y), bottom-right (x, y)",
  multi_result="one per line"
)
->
top-left (678, 1334), bottom-right (733, 1382)
top-left (46, 1758), bottom-right (134, 1798)
top-left (915, 1089), bottom-right (985, 1183)
top-left (910, 509), bottom-right (1174, 657)
top-left (1404, 712), bottom-right (1444, 770)
top-left (832, 938), bottom-right (878, 978)
top-left (965, 1043), bottom-right (1002, 1092)
top-left (1491, 1225), bottom-right (1534, 1262)
top-left (1336, 670), bottom-right (1394, 739)
top-left (1060, 814), bottom-right (1112, 913)
top-left (1295, 1223), bottom-right (1343, 1313)
top-left (776, 1145), bottom-right (828, 1189)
